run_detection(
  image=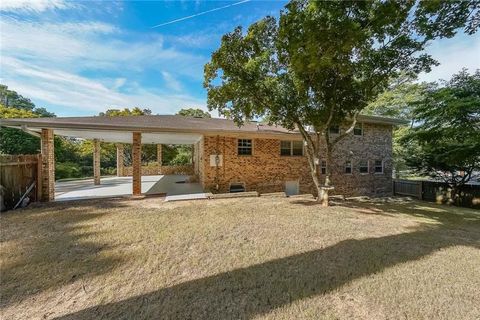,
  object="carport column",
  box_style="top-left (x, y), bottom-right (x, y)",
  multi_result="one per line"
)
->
top-left (157, 144), bottom-right (162, 165)
top-left (93, 139), bottom-right (101, 185)
top-left (132, 132), bottom-right (142, 196)
top-left (40, 128), bottom-right (55, 202)
top-left (116, 143), bottom-right (124, 177)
